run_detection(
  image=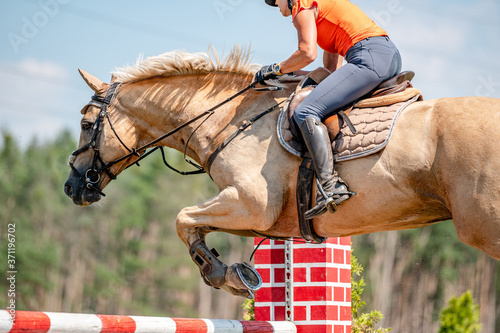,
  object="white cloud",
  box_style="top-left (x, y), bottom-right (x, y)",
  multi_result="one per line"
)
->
top-left (19, 58), bottom-right (68, 79)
